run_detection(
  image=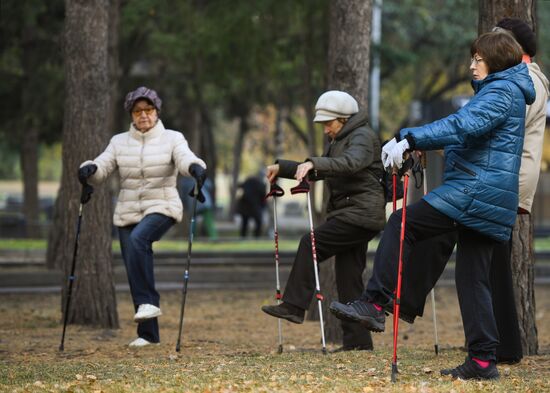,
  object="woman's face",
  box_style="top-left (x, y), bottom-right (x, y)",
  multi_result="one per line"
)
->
top-left (131, 99), bottom-right (158, 132)
top-left (322, 119), bottom-right (344, 139)
top-left (470, 53), bottom-right (489, 81)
